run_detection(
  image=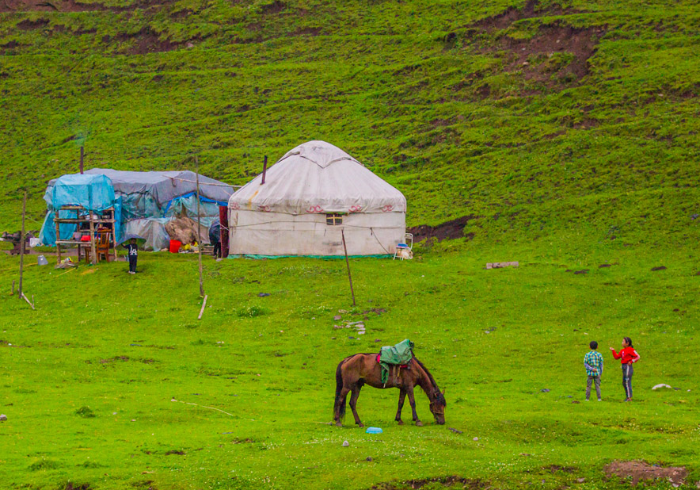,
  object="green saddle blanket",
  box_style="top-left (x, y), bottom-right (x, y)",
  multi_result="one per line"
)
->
top-left (378, 339), bottom-right (414, 384)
